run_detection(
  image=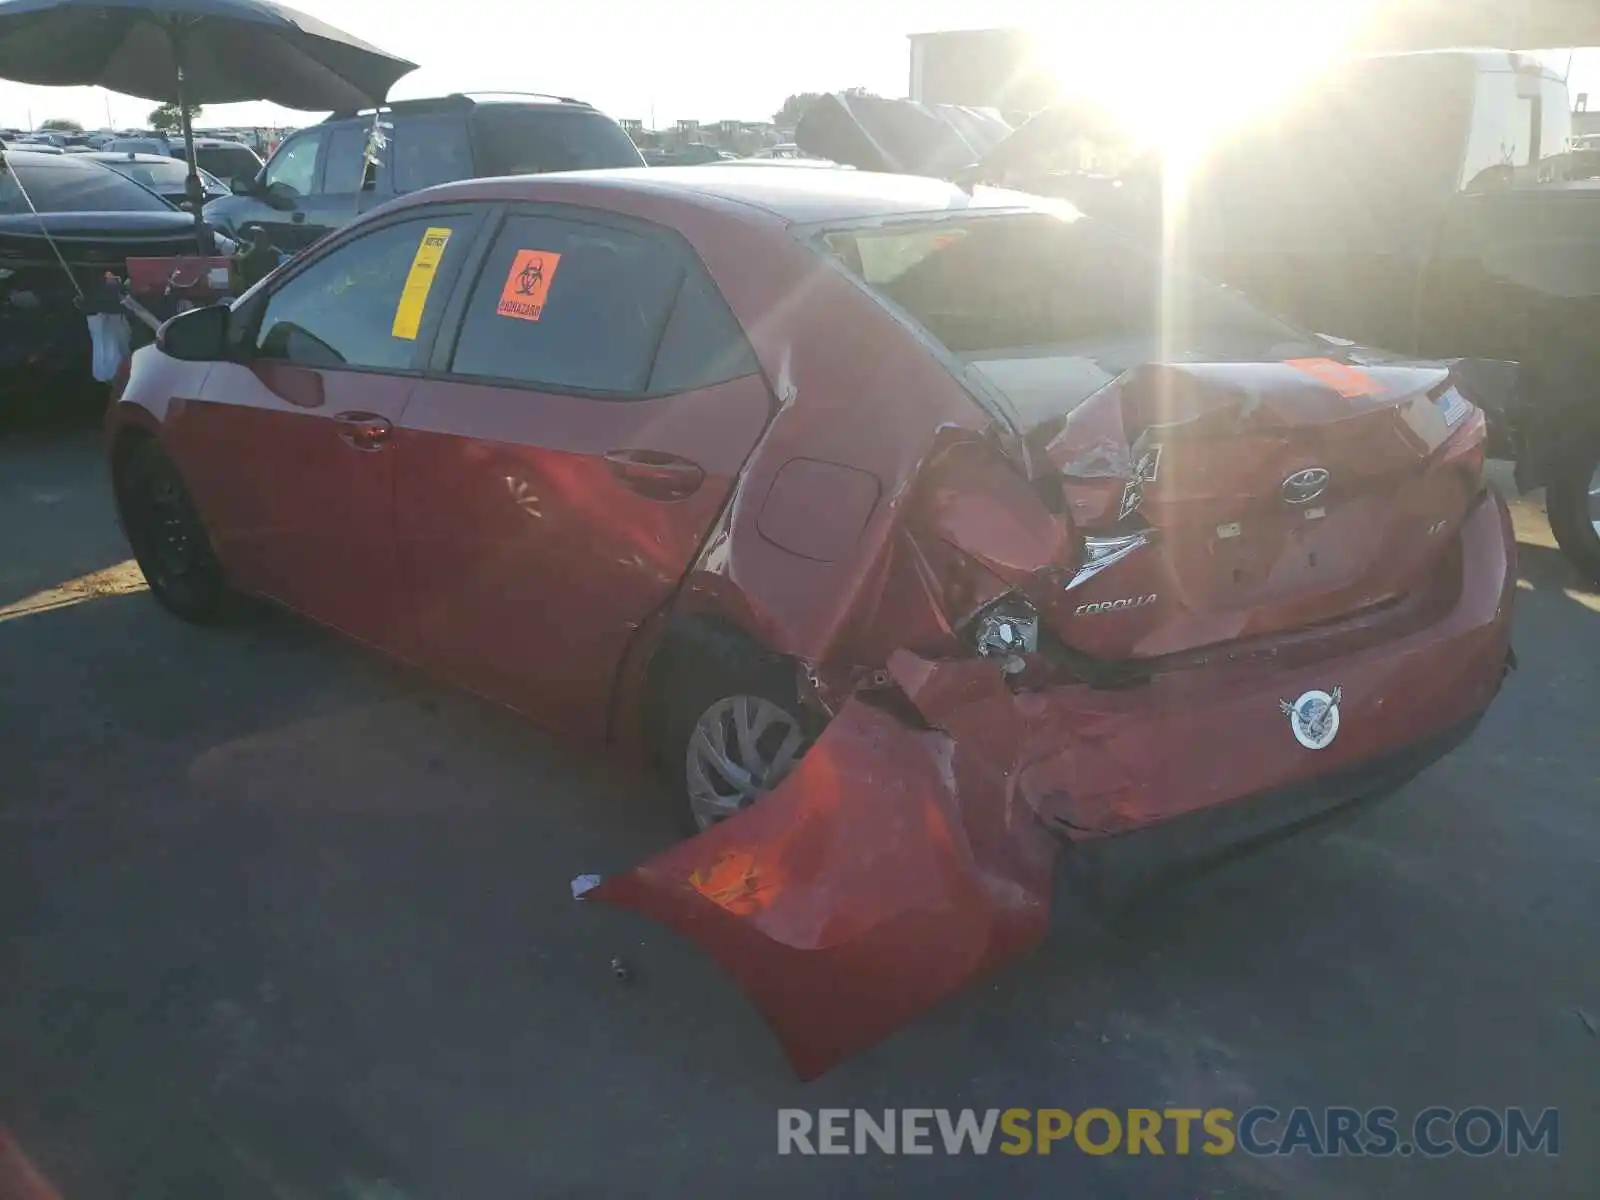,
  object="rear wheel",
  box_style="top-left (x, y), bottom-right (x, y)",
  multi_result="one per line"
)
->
top-left (116, 439), bottom-right (229, 623)
top-left (1547, 440), bottom-right (1600, 587)
top-left (650, 625), bottom-right (818, 835)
